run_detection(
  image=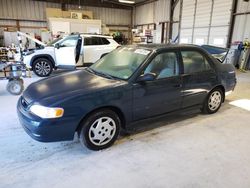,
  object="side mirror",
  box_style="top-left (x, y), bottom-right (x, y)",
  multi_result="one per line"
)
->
top-left (55, 43), bottom-right (60, 49)
top-left (137, 73), bottom-right (157, 83)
